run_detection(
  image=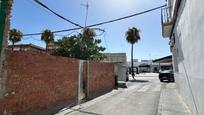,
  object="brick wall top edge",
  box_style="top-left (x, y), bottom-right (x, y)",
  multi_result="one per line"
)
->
top-left (7, 51), bottom-right (79, 62)
top-left (7, 51), bottom-right (116, 65)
